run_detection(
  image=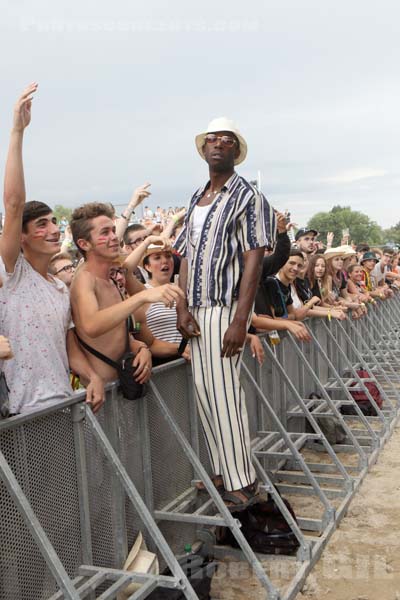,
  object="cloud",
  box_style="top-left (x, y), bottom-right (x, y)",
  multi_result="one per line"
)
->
top-left (318, 168), bottom-right (387, 185)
